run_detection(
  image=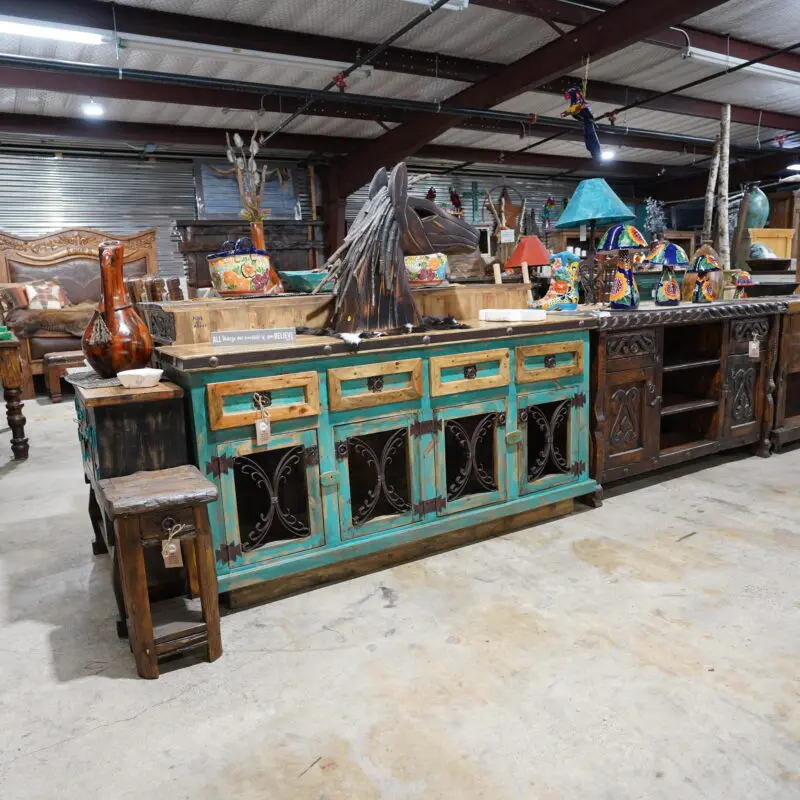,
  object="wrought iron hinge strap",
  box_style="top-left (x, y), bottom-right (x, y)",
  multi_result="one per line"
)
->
top-left (215, 541), bottom-right (242, 565)
top-left (206, 453), bottom-right (235, 477)
top-left (410, 416), bottom-right (442, 437)
top-left (414, 496), bottom-right (446, 515)
top-left (304, 445), bottom-right (319, 467)
top-left (571, 392), bottom-right (587, 408)
top-left (570, 461), bottom-right (586, 476)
